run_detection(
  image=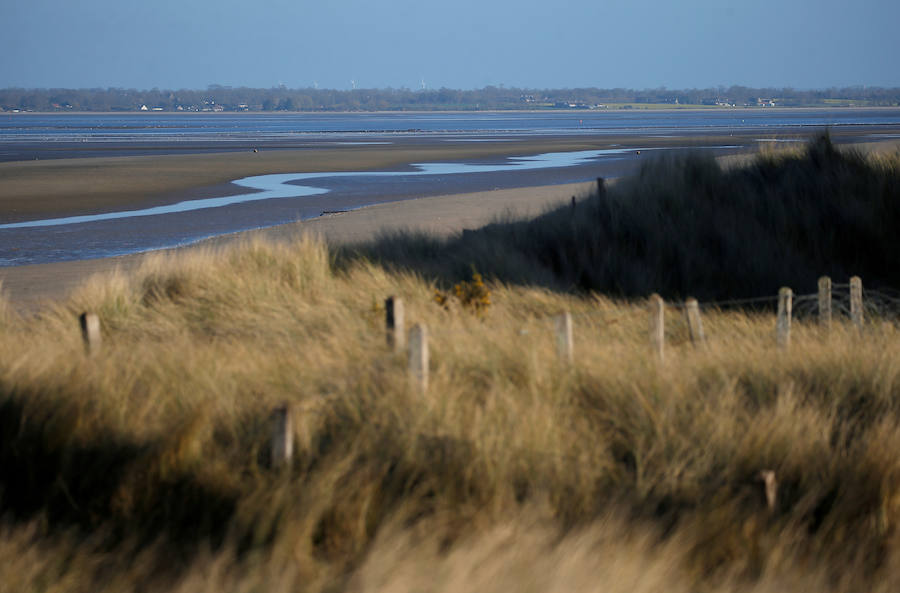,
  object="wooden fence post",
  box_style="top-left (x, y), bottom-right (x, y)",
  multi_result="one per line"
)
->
top-left (757, 470), bottom-right (778, 512)
top-left (684, 298), bottom-right (706, 345)
top-left (271, 404), bottom-right (293, 468)
top-left (818, 276), bottom-right (832, 331)
top-left (554, 312), bottom-right (574, 365)
top-left (649, 294), bottom-right (665, 363)
top-left (385, 296), bottom-right (405, 351)
top-left (409, 324), bottom-right (429, 394)
top-left (79, 312), bottom-right (101, 354)
top-left (777, 287), bottom-right (792, 350)
top-left (597, 177), bottom-right (606, 198)
top-left (850, 276), bottom-right (864, 329)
